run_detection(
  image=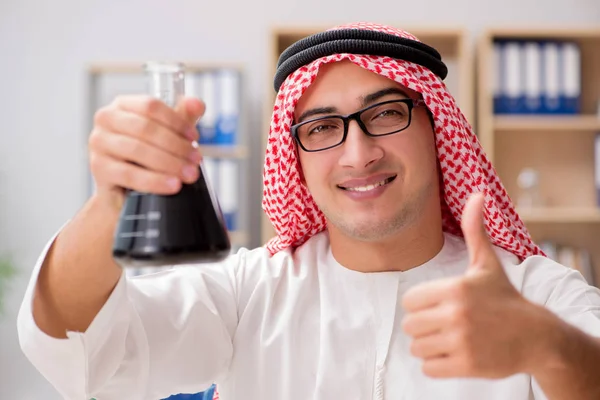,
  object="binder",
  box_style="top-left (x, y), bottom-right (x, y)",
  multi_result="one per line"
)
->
top-left (215, 69), bottom-right (240, 145)
top-left (560, 41), bottom-right (581, 114)
top-left (197, 72), bottom-right (218, 144)
top-left (501, 40), bottom-right (525, 114)
top-left (542, 41), bottom-right (561, 114)
top-left (492, 41), bottom-right (504, 114)
top-left (523, 41), bottom-right (542, 114)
